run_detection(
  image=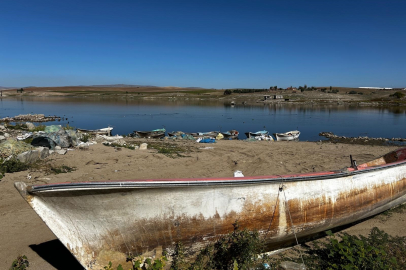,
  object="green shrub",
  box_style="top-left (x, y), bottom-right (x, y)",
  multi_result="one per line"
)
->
top-left (32, 125), bottom-right (46, 132)
top-left (271, 227), bottom-right (405, 270)
top-left (103, 142), bottom-right (136, 150)
top-left (129, 255), bottom-right (167, 270)
top-left (50, 165), bottom-right (75, 174)
top-left (81, 133), bottom-right (90, 143)
top-left (103, 255), bottom-right (167, 270)
top-left (148, 142), bottom-right (190, 158)
top-left (0, 159), bottom-right (29, 179)
top-left (231, 89), bottom-right (268, 94)
top-left (64, 124), bottom-right (75, 130)
top-left (170, 222), bottom-right (265, 270)
top-left (23, 138), bottom-right (33, 144)
top-left (6, 123), bottom-right (28, 130)
top-left (10, 255), bottom-right (29, 270)
top-left (349, 91), bottom-right (357, 94)
top-left (390, 92), bottom-right (405, 99)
